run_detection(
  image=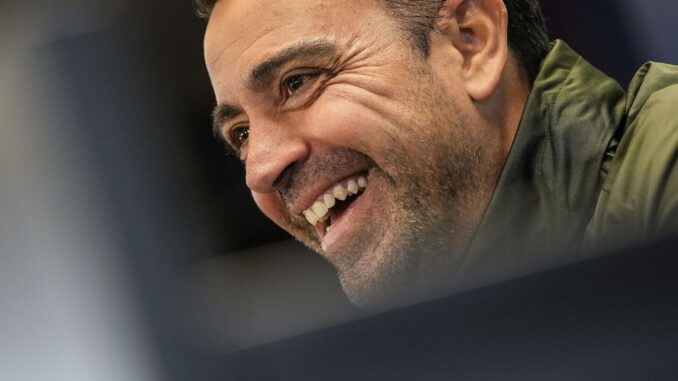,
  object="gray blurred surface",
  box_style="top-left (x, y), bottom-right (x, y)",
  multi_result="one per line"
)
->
top-left (181, 240), bottom-right (362, 353)
top-left (1, 2), bottom-right (158, 380)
